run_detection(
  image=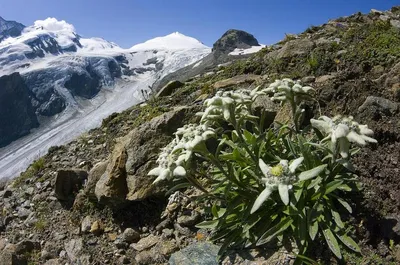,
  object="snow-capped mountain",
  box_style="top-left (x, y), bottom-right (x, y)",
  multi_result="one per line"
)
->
top-left (0, 17), bottom-right (211, 179)
top-left (0, 16), bottom-right (25, 42)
